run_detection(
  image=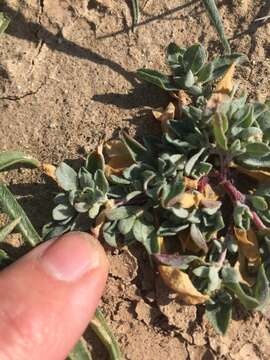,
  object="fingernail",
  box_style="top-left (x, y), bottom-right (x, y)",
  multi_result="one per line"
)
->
top-left (41, 232), bottom-right (101, 282)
